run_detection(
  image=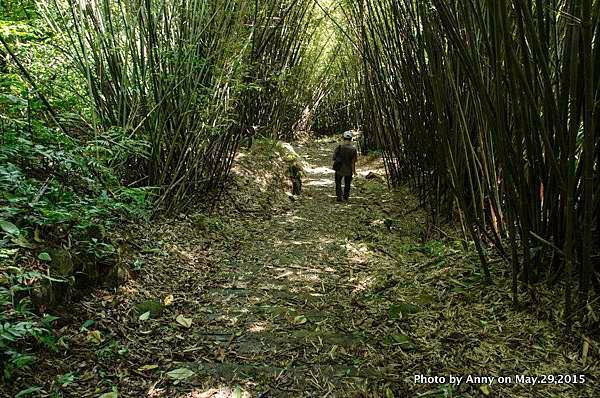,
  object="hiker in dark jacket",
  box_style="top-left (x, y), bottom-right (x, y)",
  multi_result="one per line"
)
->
top-left (332, 131), bottom-right (358, 202)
